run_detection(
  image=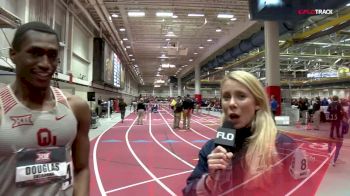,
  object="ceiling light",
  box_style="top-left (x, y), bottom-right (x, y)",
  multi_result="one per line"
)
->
top-left (128, 11), bottom-right (145, 17)
top-left (165, 32), bottom-right (176, 37)
top-left (172, 15), bottom-right (178, 18)
top-left (131, 59), bottom-right (135, 61)
top-left (123, 38), bottom-right (128, 41)
top-left (207, 39), bottom-right (212, 42)
top-left (119, 28), bottom-right (126, 31)
top-left (293, 57), bottom-right (298, 60)
top-left (198, 46), bottom-right (204, 49)
top-left (129, 54), bottom-right (133, 57)
top-left (188, 13), bottom-right (204, 17)
top-left (216, 28), bottom-right (222, 32)
top-left (194, 52), bottom-right (198, 55)
top-left (156, 12), bottom-right (173, 17)
top-left (189, 59), bottom-right (193, 62)
top-left (347, 3), bottom-right (350, 6)
top-left (126, 46), bottom-right (131, 48)
top-left (165, 38), bottom-right (171, 41)
top-left (217, 14), bottom-right (234, 19)
top-left (230, 17), bottom-right (237, 21)
top-left (111, 14), bottom-right (118, 18)
top-left (108, 16), bottom-right (112, 21)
